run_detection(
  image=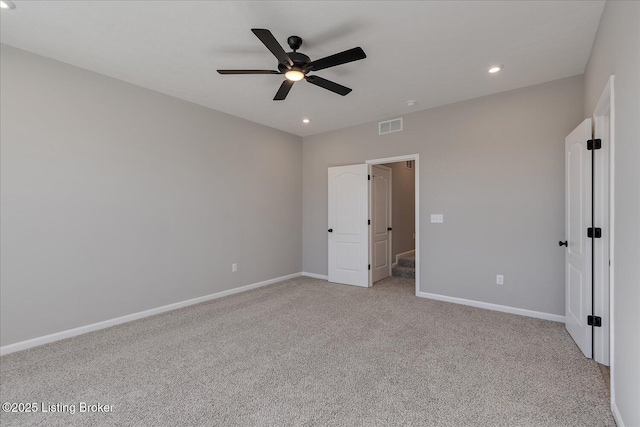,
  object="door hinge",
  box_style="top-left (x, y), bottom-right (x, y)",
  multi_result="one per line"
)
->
top-left (587, 227), bottom-right (602, 238)
top-left (368, 219), bottom-right (371, 225)
top-left (587, 315), bottom-right (602, 327)
top-left (368, 264), bottom-right (371, 270)
top-left (587, 139), bottom-right (602, 150)
top-left (368, 174), bottom-right (371, 180)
